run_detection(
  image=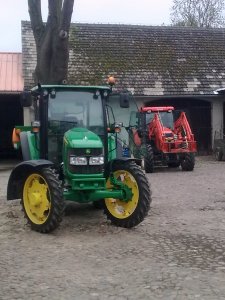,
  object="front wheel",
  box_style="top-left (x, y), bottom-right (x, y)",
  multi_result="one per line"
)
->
top-left (22, 167), bottom-right (64, 233)
top-left (103, 161), bottom-right (151, 228)
top-left (181, 153), bottom-right (195, 171)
